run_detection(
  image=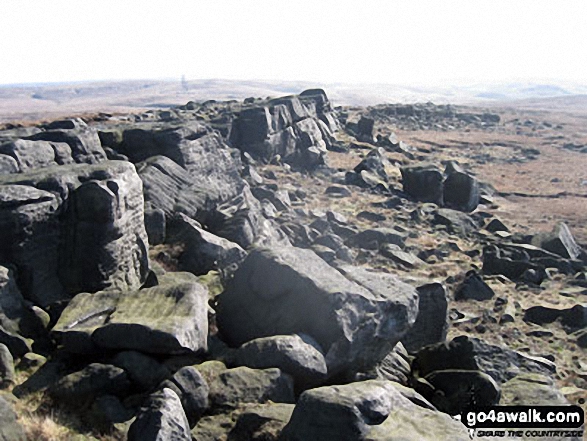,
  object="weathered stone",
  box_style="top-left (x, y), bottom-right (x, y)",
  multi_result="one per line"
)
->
top-left (281, 380), bottom-right (470, 441)
top-left (128, 387), bottom-right (191, 441)
top-left (27, 122), bottom-right (107, 164)
top-left (164, 366), bottom-right (209, 428)
top-left (0, 394), bottom-right (26, 441)
top-left (217, 247), bottom-right (418, 378)
top-left (413, 336), bottom-right (555, 384)
top-left (229, 403), bottom-right (294, 441)
top-left (0, 344), bottom-right (15, 388)
top-left (380, 244), bottom-right (425, 268)
top-left (52, 273), bottom-right (208, 355)
top-left (0, 161), bottom-right (150, 306)
top-left (234, 334), bottom-right (327, 389)
top-left (443, 164), bottom-right (480, 212)
top-left (356, 116), bottom-right (376, 142)
top-left (208, 366), bottom-right (295, 410)
top-left (345, 228), bottom-right (405, 250)
top-left (48, 363), bottom-right (131, 406)
top-left (419, 369), bottom-right (501, 415)
top-left (433, 208), bottom-right (478, 235)
top-left (402, 283), bottom-right (449, 353)
top-left (112, 351), bottom-right (170, 391)
top-left (0, 154), bottom-right (19, 173)
top-left (500, 373), bottom-right (570, 405)
top-left (145, 208), bottom-right (166, 245)
top-left (401, 163), bottom-right (444, 205)
top-left (166, 213), bottom-right (247, 277)
top-left (0, 139), bottom-right (62, 171)
top-left (454, 270), bottom-right (495, 301)
top-left (531, 222), bottom-right (582, 260)
top-left (0, 265), bottom-right (46, 357)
